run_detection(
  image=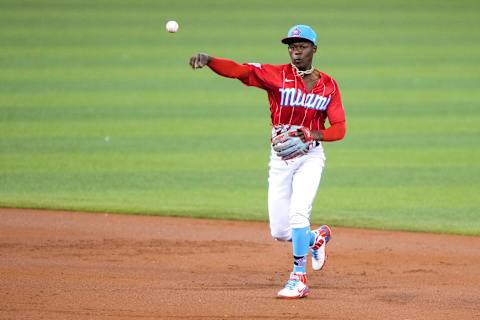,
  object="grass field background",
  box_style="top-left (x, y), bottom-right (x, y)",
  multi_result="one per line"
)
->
top-left (1, 0), bottom-right (479, 235)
